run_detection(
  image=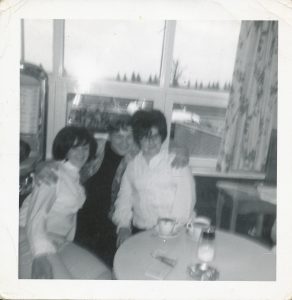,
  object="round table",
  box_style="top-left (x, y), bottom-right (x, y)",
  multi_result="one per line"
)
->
top-left (113, 229), bottom-right (275, 280)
